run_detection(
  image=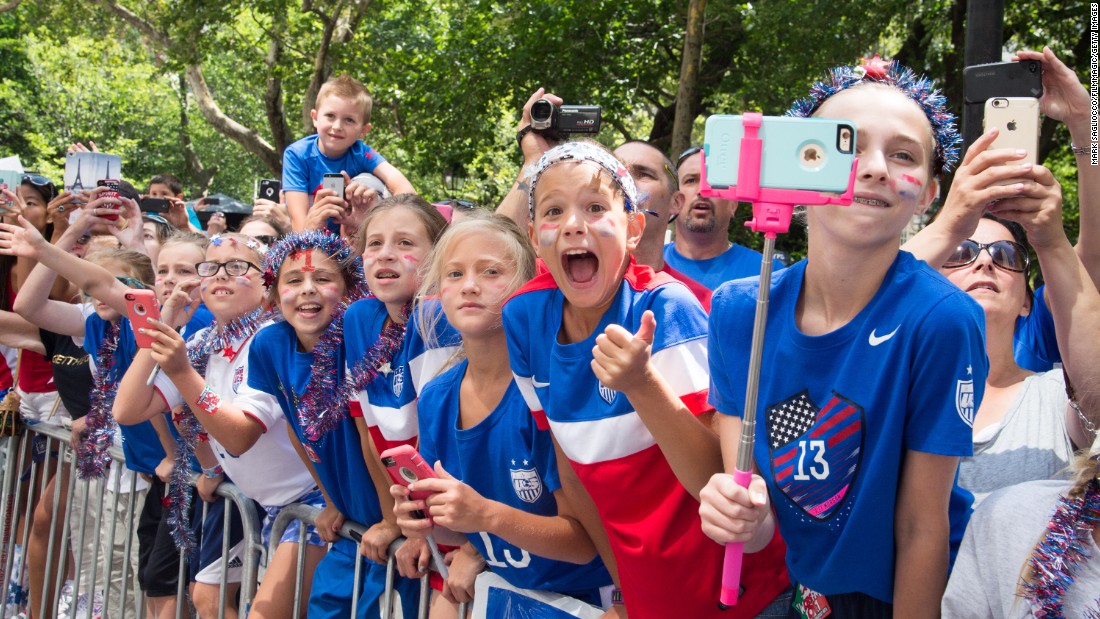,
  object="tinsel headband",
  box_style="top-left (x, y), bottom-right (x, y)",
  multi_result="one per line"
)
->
top-left (210, 233), bottom-right (266, 256)
top-left (525, 141), bottom-right (641, 217)
top-left (787, 55), bottom-right (961, 176)
top-left (261, 230), bottom-right (368, 299)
